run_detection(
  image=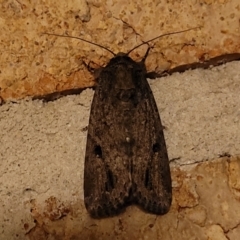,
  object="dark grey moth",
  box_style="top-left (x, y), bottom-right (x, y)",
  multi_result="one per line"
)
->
top-left (45, 28), bottom-right (197, 218)
top-left (84, 48), bottom-right (171, 218)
